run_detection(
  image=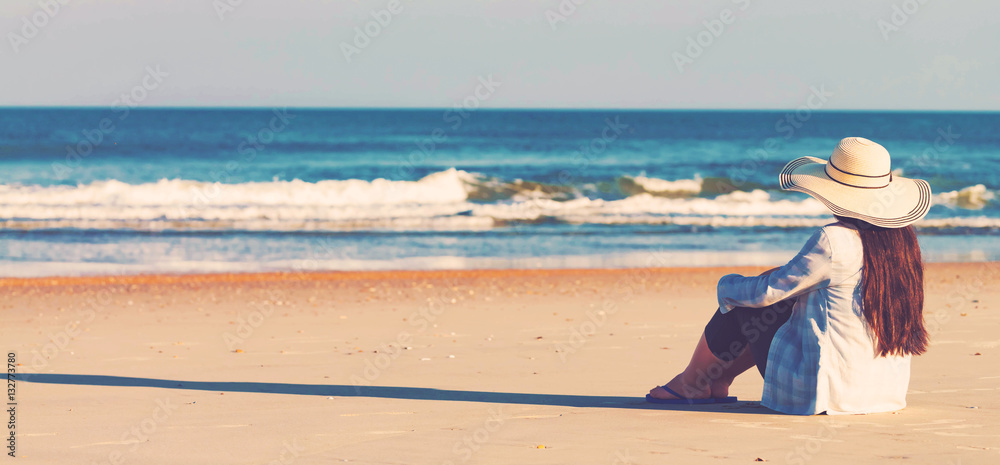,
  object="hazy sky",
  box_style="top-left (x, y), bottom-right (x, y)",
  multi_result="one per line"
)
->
top-left (1, 0), bottom-right (997, 110)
